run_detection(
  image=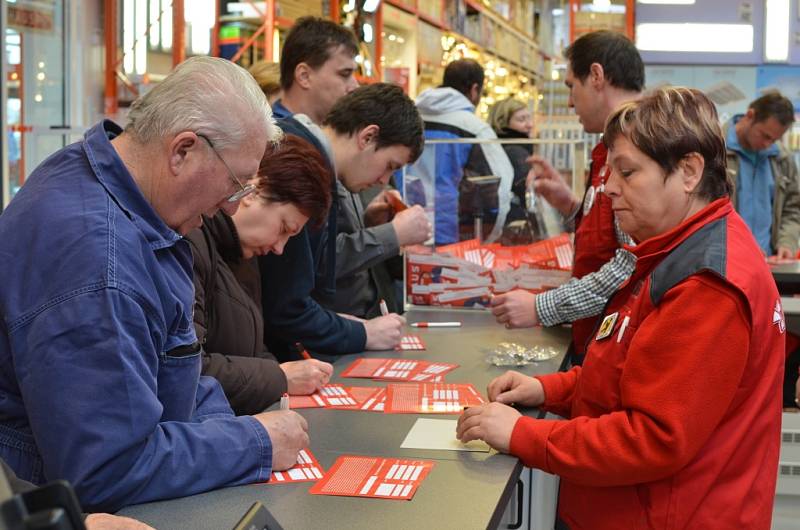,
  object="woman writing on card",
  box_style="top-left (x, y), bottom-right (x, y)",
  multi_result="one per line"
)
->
top-left (187, 135), bottom-right (334, 415)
